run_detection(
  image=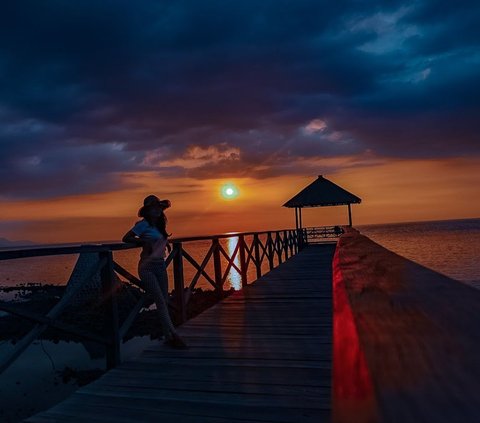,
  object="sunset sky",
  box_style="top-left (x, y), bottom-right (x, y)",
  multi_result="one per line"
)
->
top-left (1, 1), bottom-right (479, 243)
